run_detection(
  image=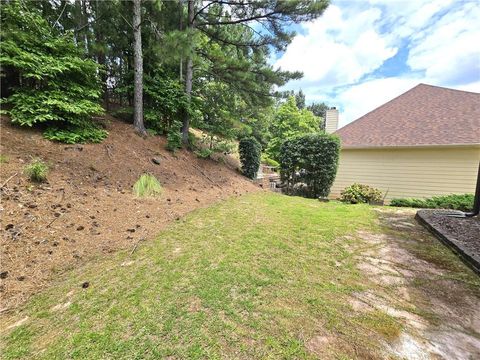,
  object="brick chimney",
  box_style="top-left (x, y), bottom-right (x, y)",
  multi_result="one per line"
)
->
top-left (325, 107), bottom-right (339, 134)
